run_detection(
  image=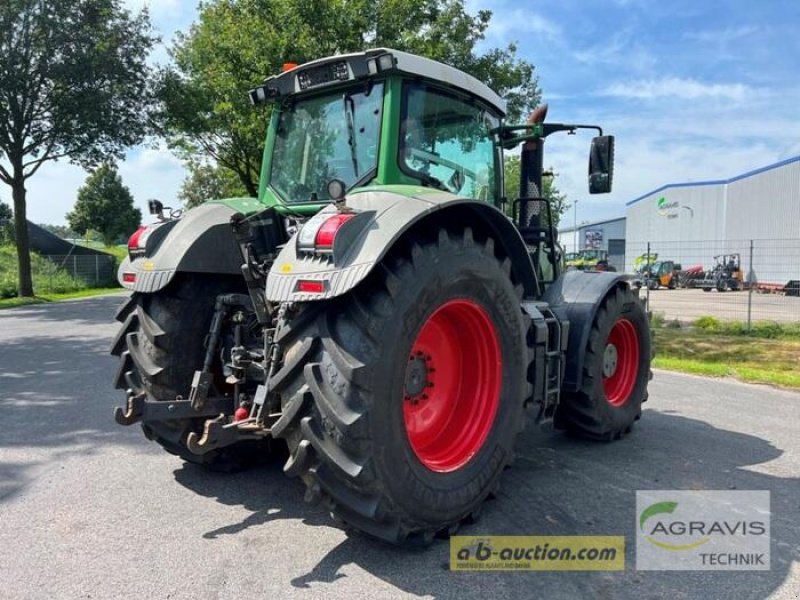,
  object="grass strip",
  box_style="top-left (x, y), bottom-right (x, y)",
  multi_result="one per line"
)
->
top-left (0, 287), bottom-right (124, 309)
